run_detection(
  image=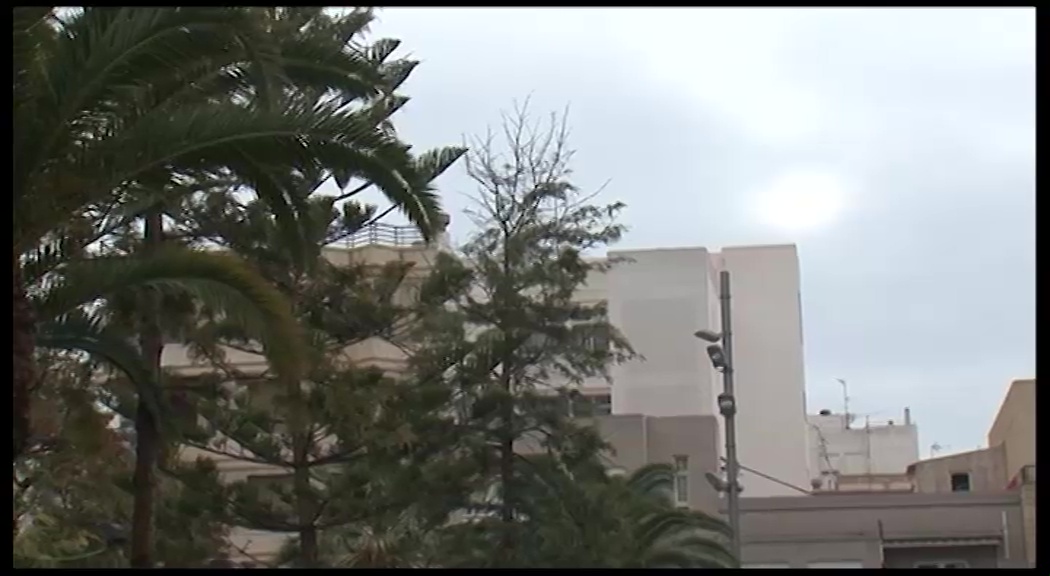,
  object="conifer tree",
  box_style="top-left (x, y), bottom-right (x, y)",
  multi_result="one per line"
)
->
top-left (409, 103), bottom-right (635, 567)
